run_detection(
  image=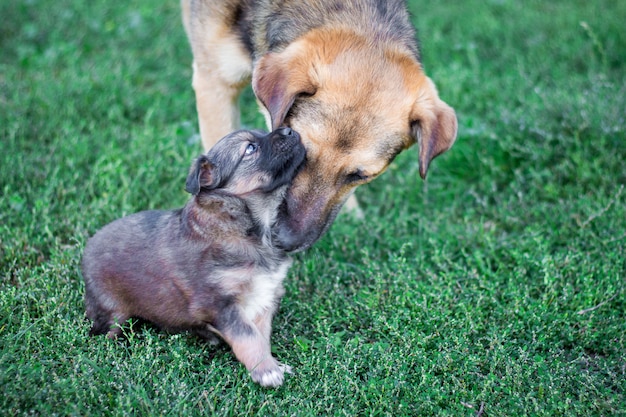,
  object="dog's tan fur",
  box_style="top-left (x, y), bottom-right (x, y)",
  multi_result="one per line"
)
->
top-left (182, 0), bottom-right (458, 251)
